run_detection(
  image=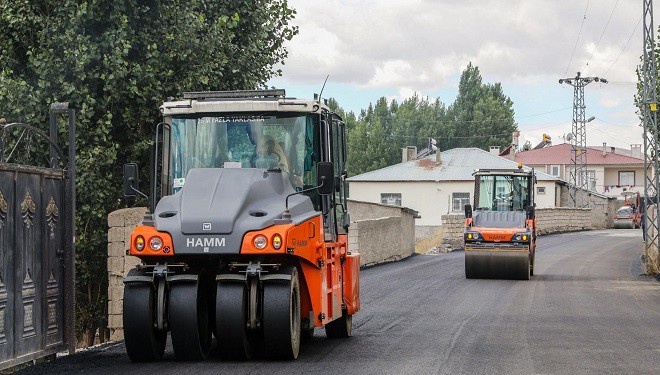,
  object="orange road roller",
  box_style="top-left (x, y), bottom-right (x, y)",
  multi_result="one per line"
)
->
top-left (121, 90), bottom-right (360, 361)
